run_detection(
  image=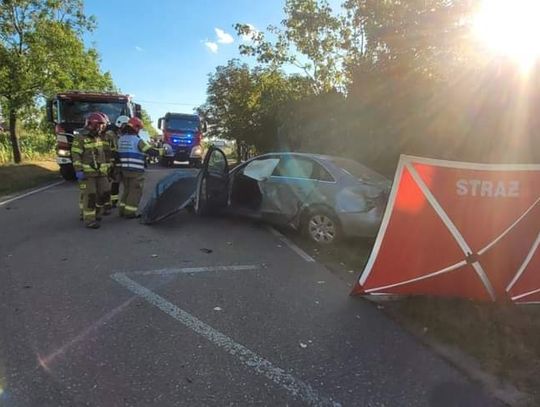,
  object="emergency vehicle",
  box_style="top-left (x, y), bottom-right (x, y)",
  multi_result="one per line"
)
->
top-left (158, 112), bottom-right (206, 168)
top-left (46, 91), bottom-right (141, 180)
